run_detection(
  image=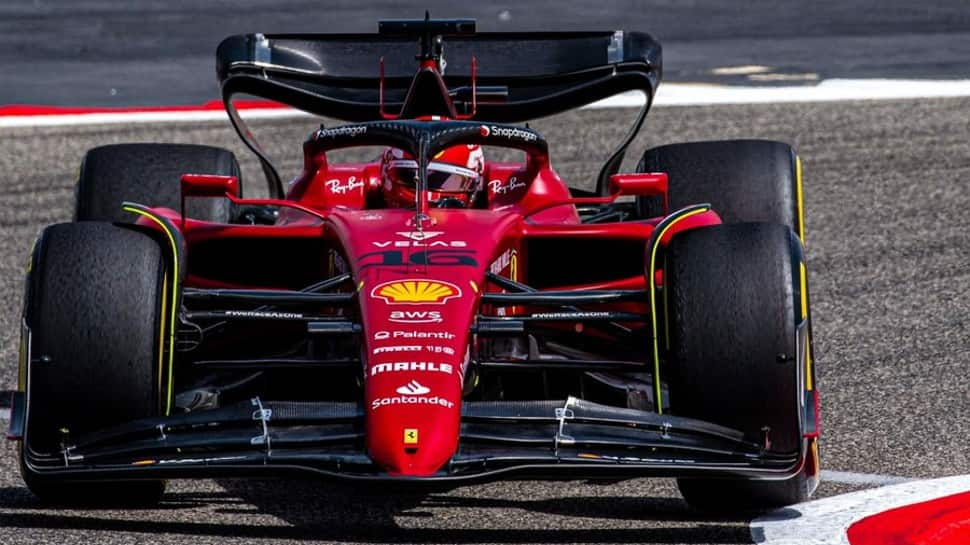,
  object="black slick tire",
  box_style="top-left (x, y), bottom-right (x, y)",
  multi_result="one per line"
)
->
top-left (75, 143), bottom-right (241, 223)
top-left (21, 222), bottom-right (168, 505)
top-left (666, 222), bottom-right (809, 510)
